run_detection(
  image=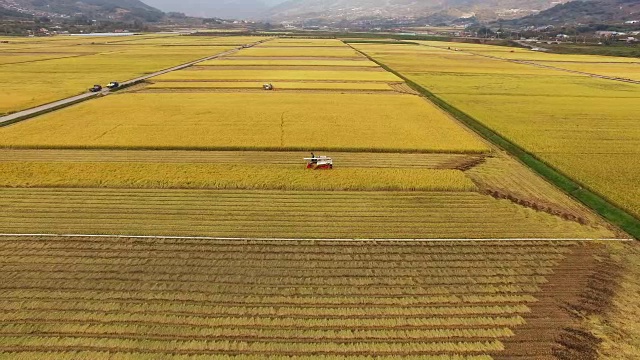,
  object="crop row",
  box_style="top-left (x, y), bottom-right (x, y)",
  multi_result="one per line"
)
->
top-left (3, 269), bottom-right (551, 285)
top-left (0, 285), bottom-right (541, 304)
top-left (0, 190), bottom-right (612, 238)
top-left (0, 336), bottom-right (505, 354)
top-left (0, 249), bottom-right (567, 261)
top-left (0, 323), bottom-right (514, 341)
top-left (0, 263), bottom-right (555, 277)
top-left (0, 352), bottom-right (494, 360)
top-left (0, 257), bottom-right (560, 269)
top-left (0, 236), bottom-right (579, 248)
top-left (0, 302), bottom-right (532, 318)
top-left (0, 240), bottom-right (575, 255)
top-left (0, 312), bottom-right (527, 328)
top-left (0, 281), bottom-right (546, 296)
